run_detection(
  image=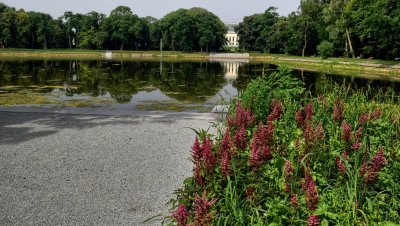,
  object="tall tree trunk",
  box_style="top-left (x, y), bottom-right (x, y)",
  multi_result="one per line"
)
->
top-left (68, 35), bottom-right (71, 49)
top-left (120, 43), bottom-right (124, 50)
top-left (302, 21), bottom-right (309, 57)
top-left (345, 27), bottom-right (355, 58)
top-left (31, 34), bottom-right (35, 49)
